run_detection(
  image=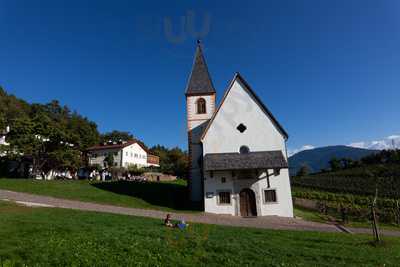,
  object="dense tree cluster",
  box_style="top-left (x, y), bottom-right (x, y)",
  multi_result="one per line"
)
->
top-left (0, 87), bottom-right (100, 177)
top-left (100, 130), bottom-right (134, 143)
top-left (324, 150), bottom-right (400, 172)
top-left (149, 145), bottom-right (188, 178)
top-left (1, 87), bottom-right (188, 178)
top-left (361, 149), bottom-right (400, 165)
